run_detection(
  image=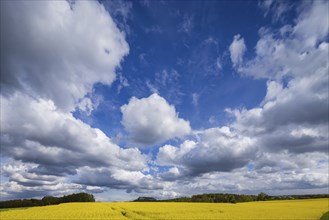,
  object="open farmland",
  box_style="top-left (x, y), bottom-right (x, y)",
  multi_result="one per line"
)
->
top-left (1, 198), bottom-right (328, 220)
